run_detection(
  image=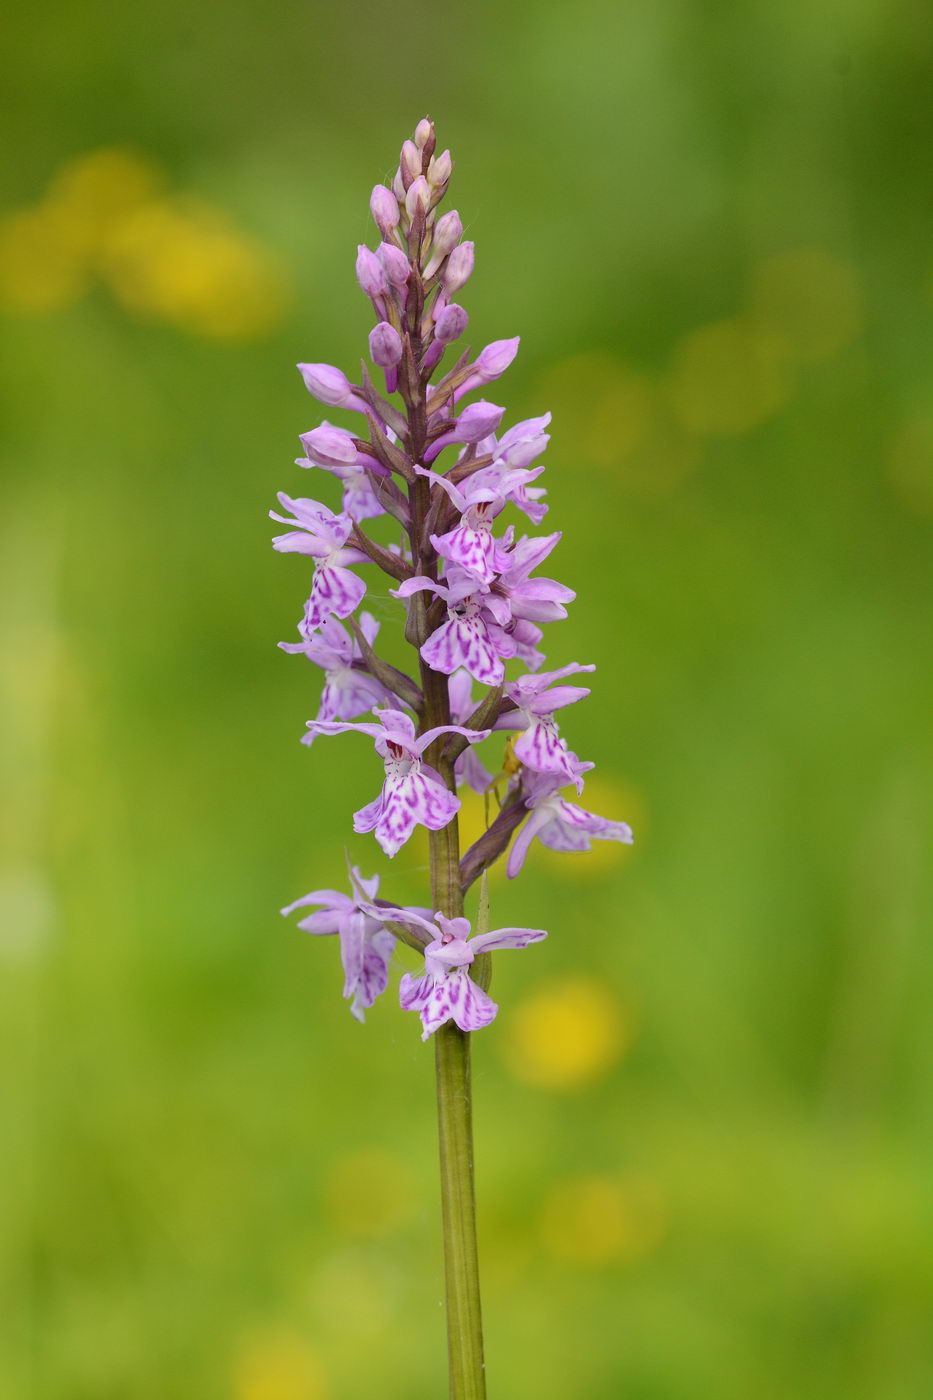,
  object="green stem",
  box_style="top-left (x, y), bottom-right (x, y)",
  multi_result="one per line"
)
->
top-left (423, 663), bottom-right (486, 1399)
top-left (434, 1021), bottom-right (486, 1398)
